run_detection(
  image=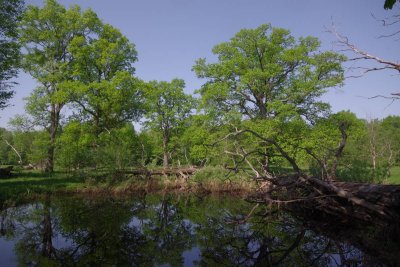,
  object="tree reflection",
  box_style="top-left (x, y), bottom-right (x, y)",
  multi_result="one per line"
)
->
top-left (137, 194), bottom-right (195, 266)
top-left (193, 204), bottom-right (390, 266)
top-left (0, 194), bottom-right (395, 266)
